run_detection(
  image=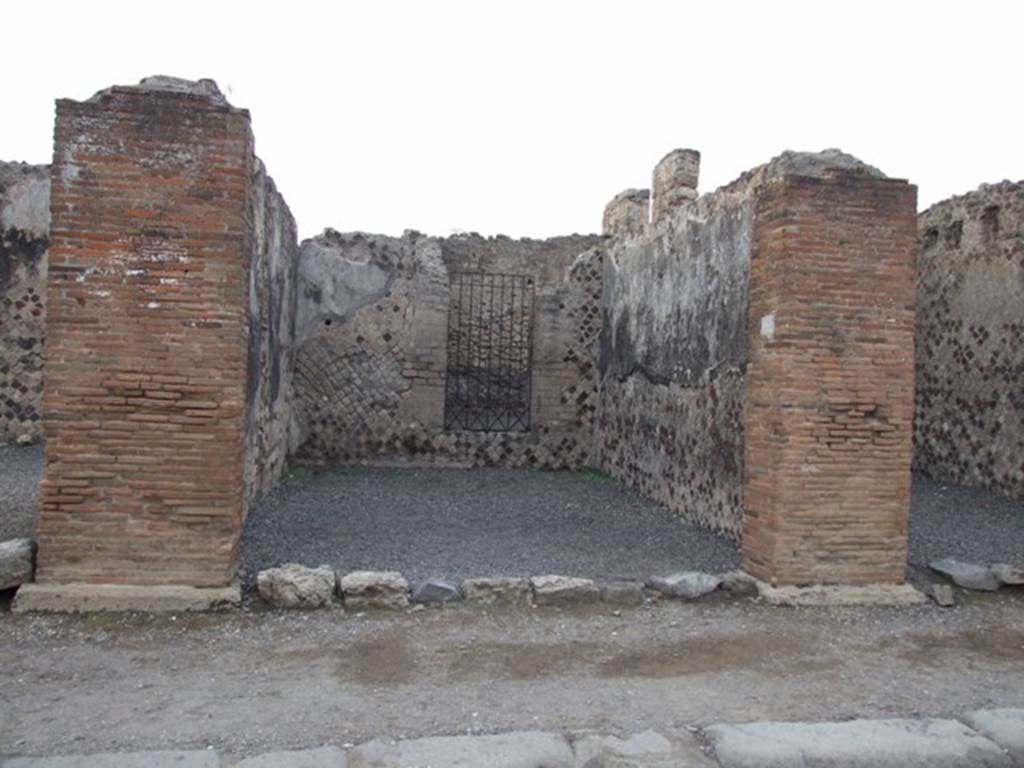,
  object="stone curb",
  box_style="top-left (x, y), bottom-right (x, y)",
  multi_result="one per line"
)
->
top-left (5, 713), bottom-right (1022, 766)
top-left (10, 564), bottom-right (948, 613)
